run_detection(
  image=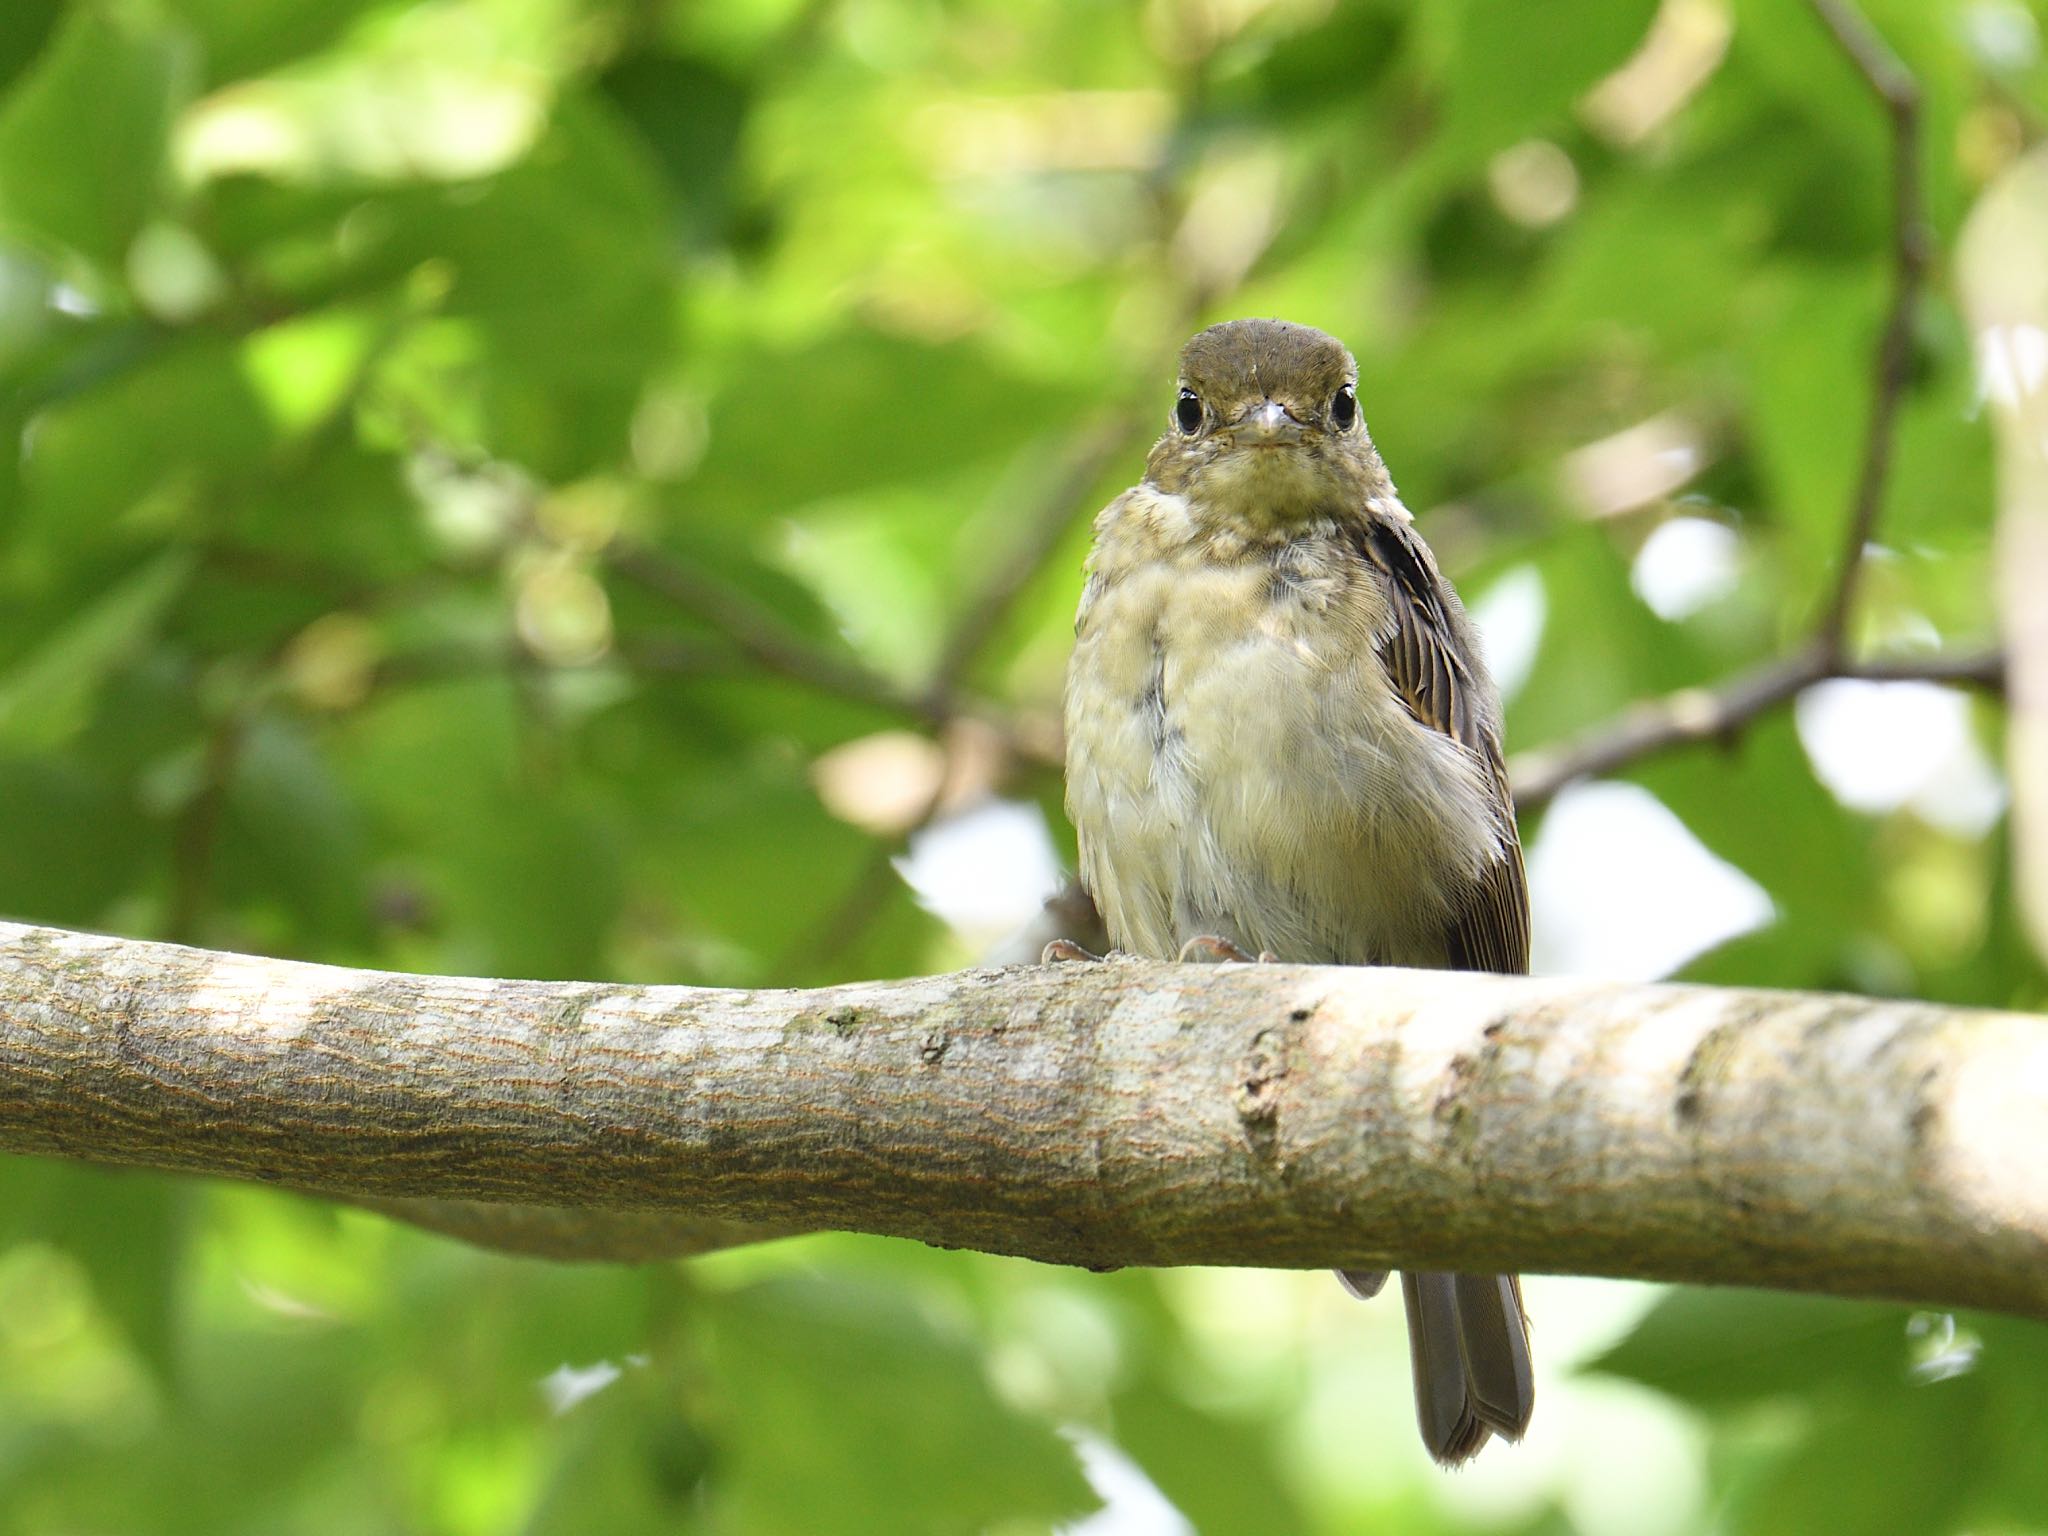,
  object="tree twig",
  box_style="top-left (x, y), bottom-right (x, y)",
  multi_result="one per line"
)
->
top-left (2, 920), bottom-right (2043, 1318)
top-left (927, 409), bottom-right (1146, 699)
top-left (165, 707), bottom-right (253, 946)
top-left (1511, 646), bottom-right (2005, 813)
top-left (1810, 0), bottom-right (1929, 656)
top-left (607, 542), bottom-right (947, 725)
top-left (1512, 0), bottom-right (1945, 810)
